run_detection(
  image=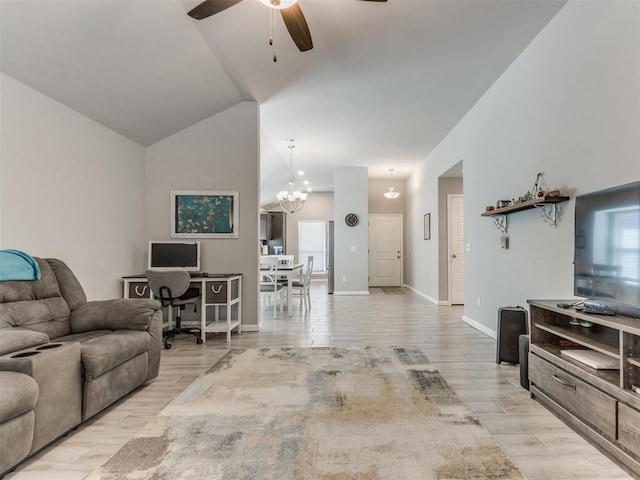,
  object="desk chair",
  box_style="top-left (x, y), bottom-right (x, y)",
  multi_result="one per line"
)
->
top-left (291, 256), bottom-right (313, 310)
top-left (146, 270), bottom-right (203, 349)
top-left (259, 260), bottom-right (284, 316)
